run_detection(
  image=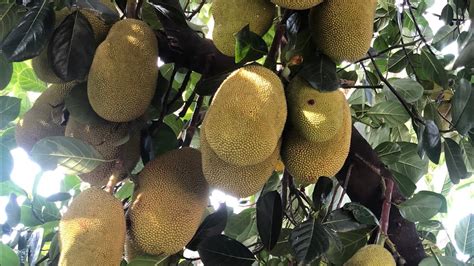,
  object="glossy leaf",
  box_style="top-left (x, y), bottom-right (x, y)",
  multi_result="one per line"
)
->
top-left (194, 71), bottom-right (232, 96)
top-left (387, 49), bottom-right (411, 73)
top-left (325, 209), bottom-right (371, 233)
top-left (73, 0), bottom-right (119, 23)
top-left (366, 101), bottom-right (411, 128)
top-left (187, 203), bottom-right (228, 251)
top-left (0, 96), bottom-right (20, 129)
top-left (383, 78), bottom-right (424, 103)
top-left (444, 138), bottom-right (470, 184)
top-left (27, 228), bottom-right (44, 265)
top-left (343, 203), bottom-right (379, 226)
top-left (297, 53), bottom-right (339, 92)
top-left (0, 53), bottom-right (12, 90)
top-left (256, 191), bottom-right (283, 251)
top-left (289, 218), bottom-right (329, 264)
top-left (374, 142), bottom-right (401, 164)
top-left (0, 243), bottom-right (19, 266)
top-left (0, 1), bottom-right (26, 43)
top-left (198, 235), bottom-right (255, 266)
top-left (325, 229), bottom-right (371, 265)
top-left (0, 145), bottom-right (13, 181)
top-left (454, 214), bottom-right (474, 256)
top-left (398, 191), bottom-right (446, 222)
top-left (451, 79), bottom-right (474, 135)
top-left (235, 25), bottom-right (268, 64)
top-left (45, 192), bottom-right (71, 202)
top-left (421, 120), bottom-right (442, 164)
top-left (311, 176), bottom-right (333, 210)
top-left (151, 123), bottom-right (178, 156)
top-left (64, 82), bottom-right (107, 125)
top-left (388, 142), bottom-right (429, 185)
